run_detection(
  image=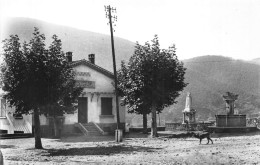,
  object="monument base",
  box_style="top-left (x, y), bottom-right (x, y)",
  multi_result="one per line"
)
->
top-left (215, 115), bottom-right (246, 127)
top-left (208, 126), bottom-right (258, 133)
top-left (210, 114), bottom-right (257, 133)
